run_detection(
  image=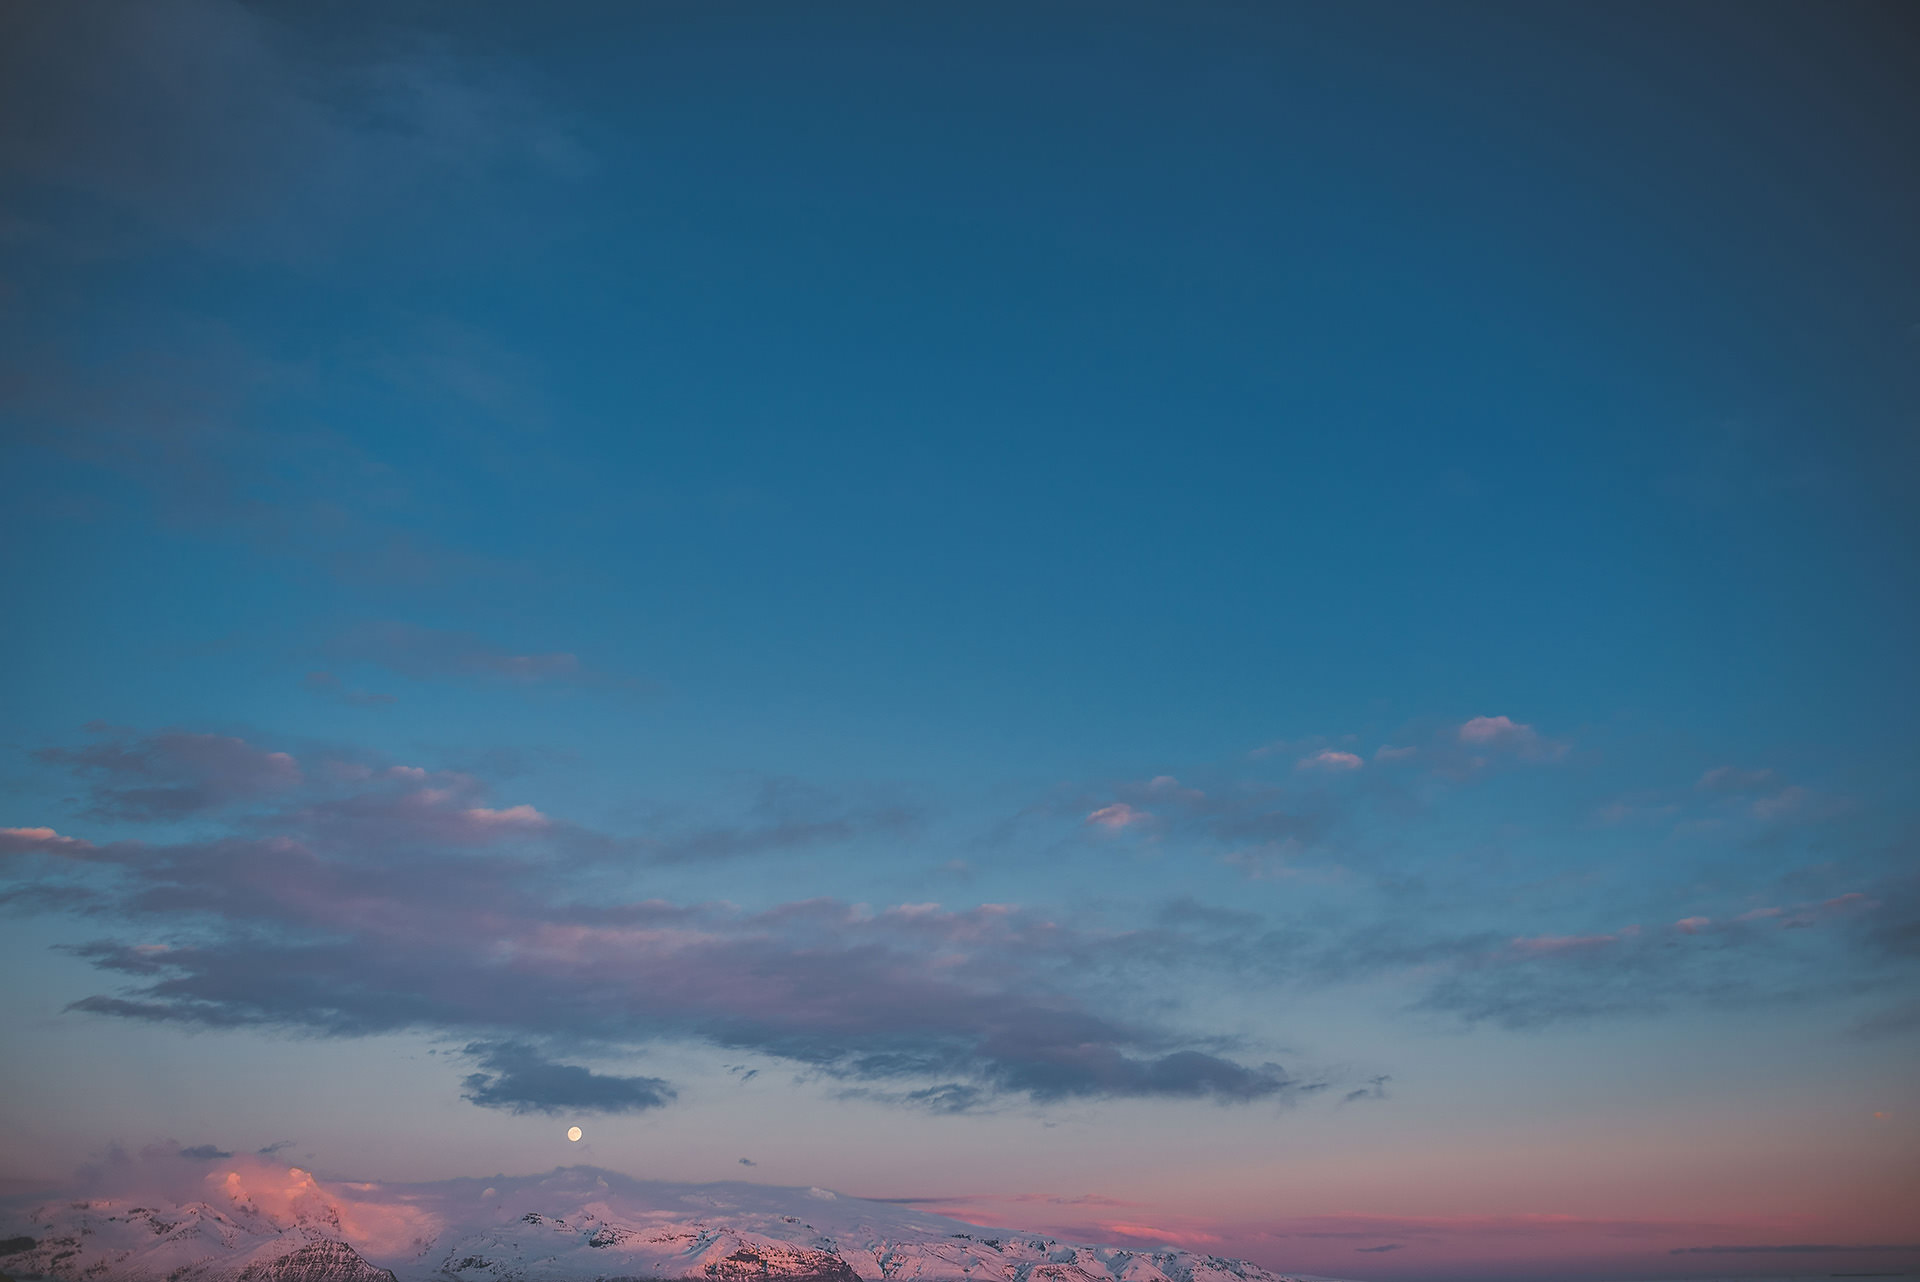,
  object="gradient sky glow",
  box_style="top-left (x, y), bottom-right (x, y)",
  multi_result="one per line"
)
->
top-left (2, 3), bottom-right (1918, 1280)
